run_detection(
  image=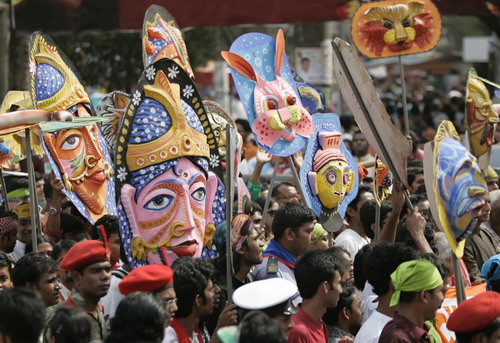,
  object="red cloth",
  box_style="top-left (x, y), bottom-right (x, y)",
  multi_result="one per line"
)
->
top-left (60, 240), bottom-right (109, 270)
top-left (288, 306), bottom-right (328, 343)
top-left (169, 318), bottom-right (203, 343)
top-left (379, 314), bottom-right (431, 343)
